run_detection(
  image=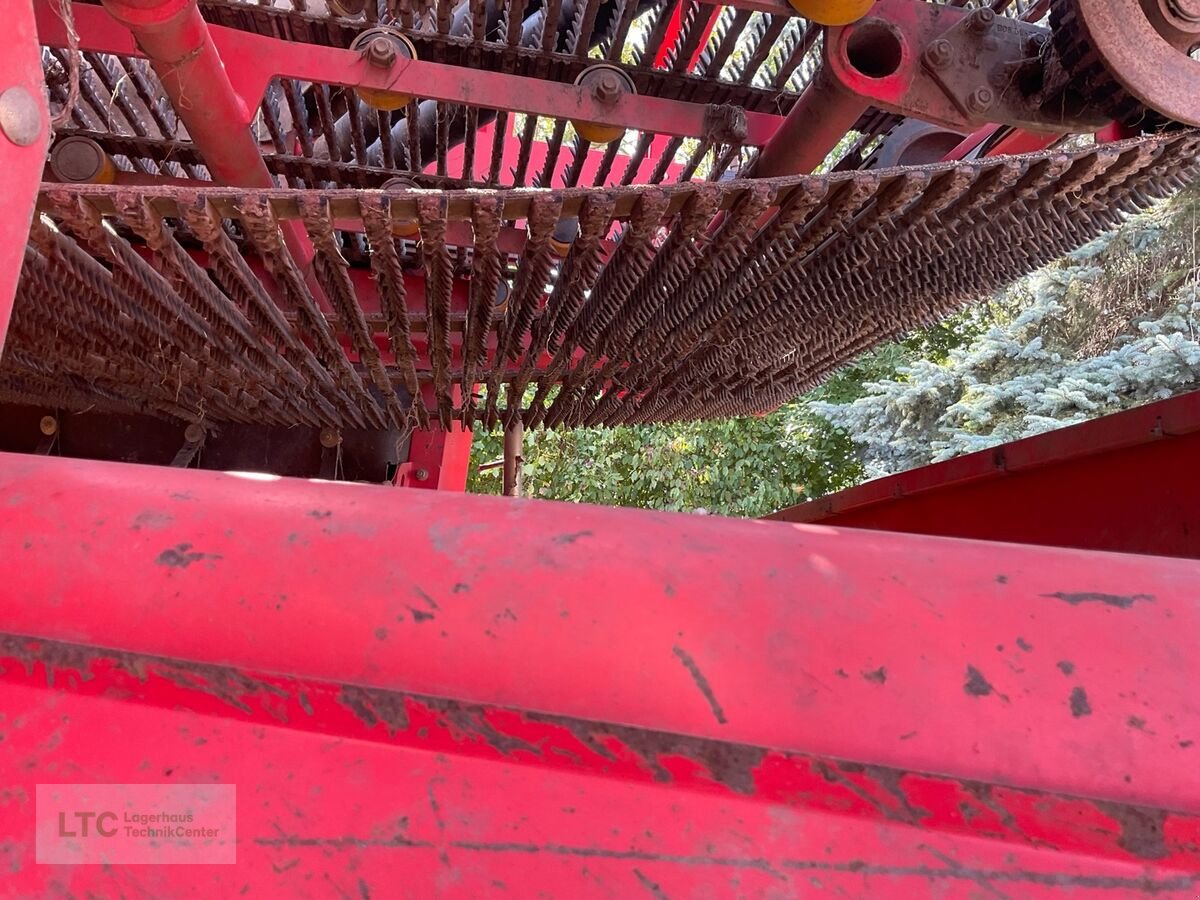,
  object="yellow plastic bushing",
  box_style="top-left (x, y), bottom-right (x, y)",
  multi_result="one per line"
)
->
top-left (493, 279), bottom-right (512, 316)
top-left (548, 217), bottom-right (580, 257)
top-left (380, 176), bottom-right (421, 237)
top-left (787, 0), bottom-right (874, 26)
top-left (351, 27), bottom-right (418, 111)
top-left (572, 64), bottom-right (636, 144)
top-left (49, 135), bottom-right (116, 184)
